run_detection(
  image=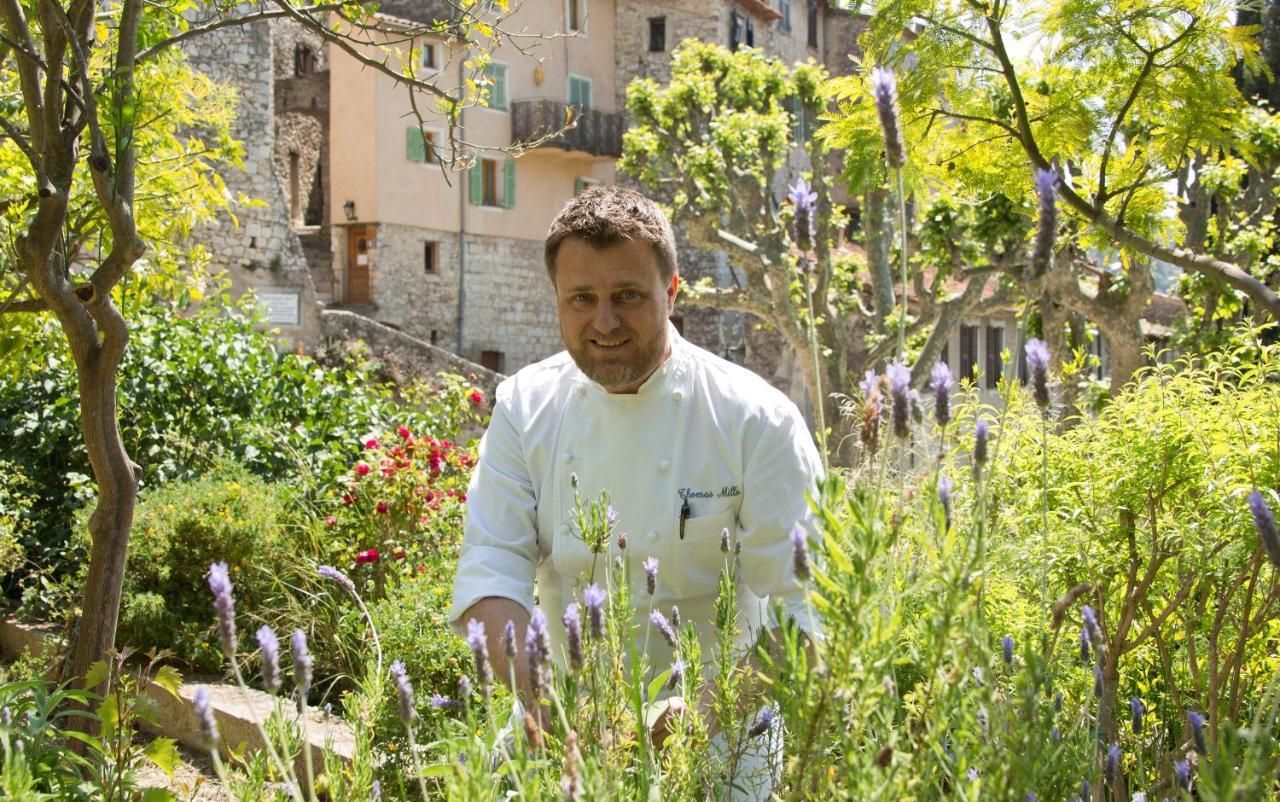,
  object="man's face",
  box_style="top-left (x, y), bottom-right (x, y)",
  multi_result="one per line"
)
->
top-left (553, 237), bottom-right (679, 394)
